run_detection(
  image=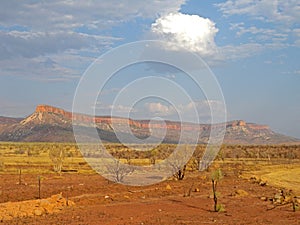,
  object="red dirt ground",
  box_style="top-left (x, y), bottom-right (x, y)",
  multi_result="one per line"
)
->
top-left (1, 167), bottom-right (300, 225)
